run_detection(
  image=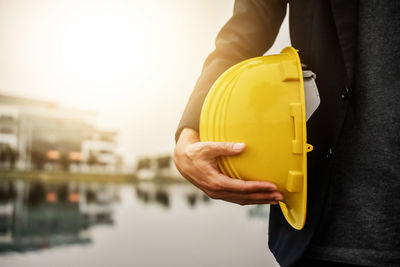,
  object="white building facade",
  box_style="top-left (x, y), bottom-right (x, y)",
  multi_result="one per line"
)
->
top-left (0, 93), bottom-right (120, 172)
